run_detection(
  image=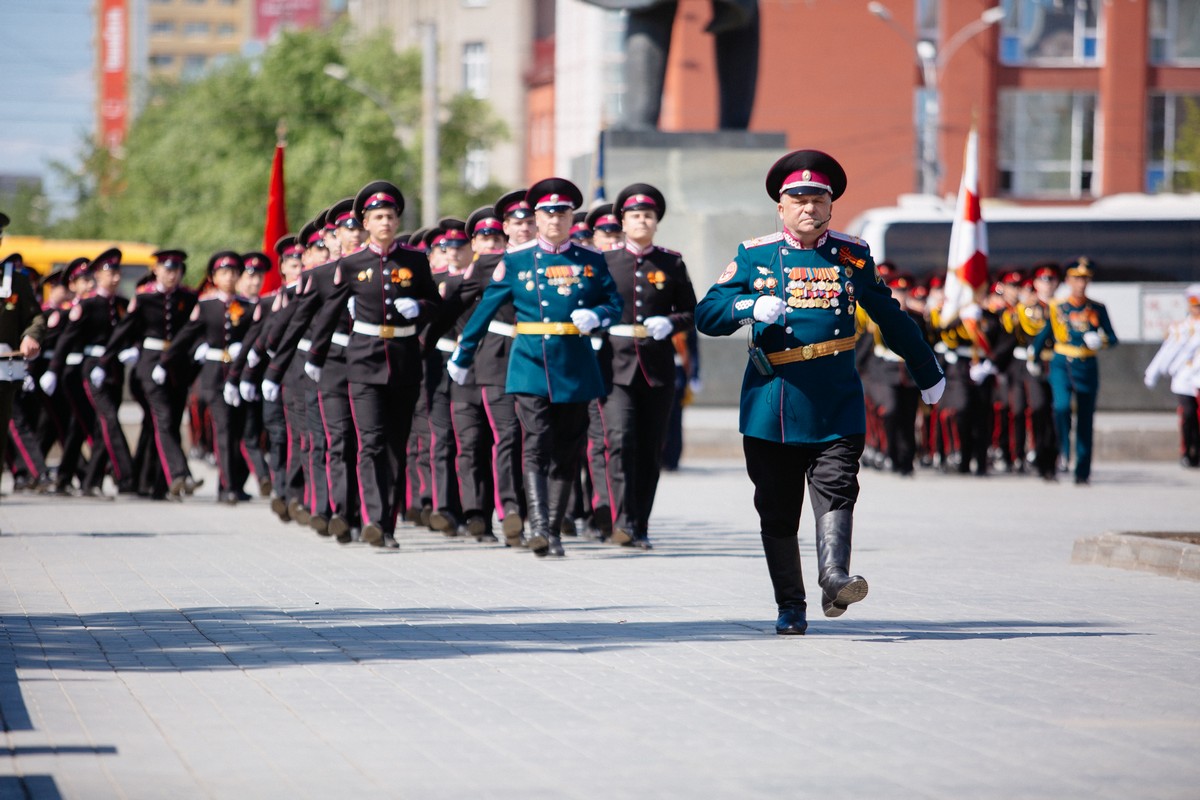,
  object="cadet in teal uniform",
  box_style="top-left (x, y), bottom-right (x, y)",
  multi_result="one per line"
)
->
top-left (449, 178), bottom-right (622, 558)
top-left (695, 150), bottom-right (945, 635)
top-left (1029, 257), bottom-right (1117, 485)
